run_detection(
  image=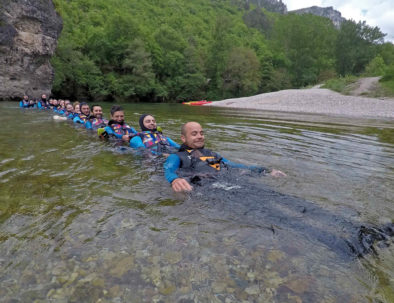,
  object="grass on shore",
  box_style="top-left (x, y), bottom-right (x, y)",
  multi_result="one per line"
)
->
top-left (322, 76), bottom-right (358, 94)
top-left (323, 76), bottom-right (394, 98)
